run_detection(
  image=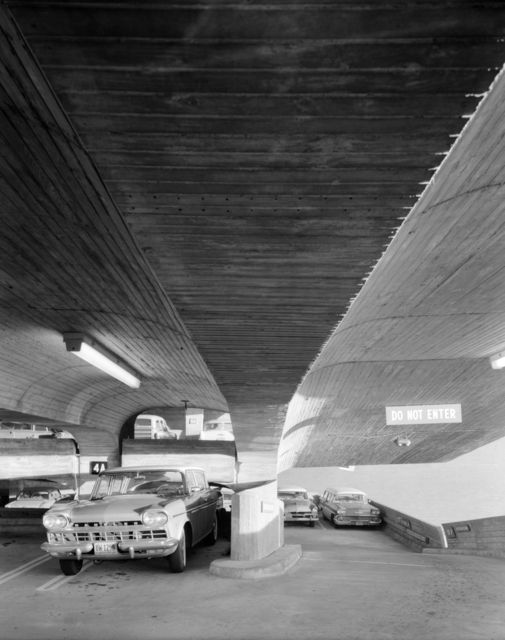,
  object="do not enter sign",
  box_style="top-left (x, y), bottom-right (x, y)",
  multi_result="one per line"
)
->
top-left (385, 404), bottom-right (462, 425)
